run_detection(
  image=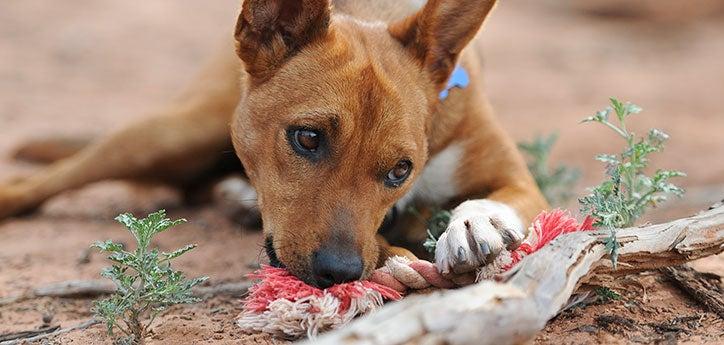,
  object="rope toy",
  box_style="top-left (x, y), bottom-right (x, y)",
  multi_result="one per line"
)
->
top-left (237, 209), bottom-right (594, 338)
